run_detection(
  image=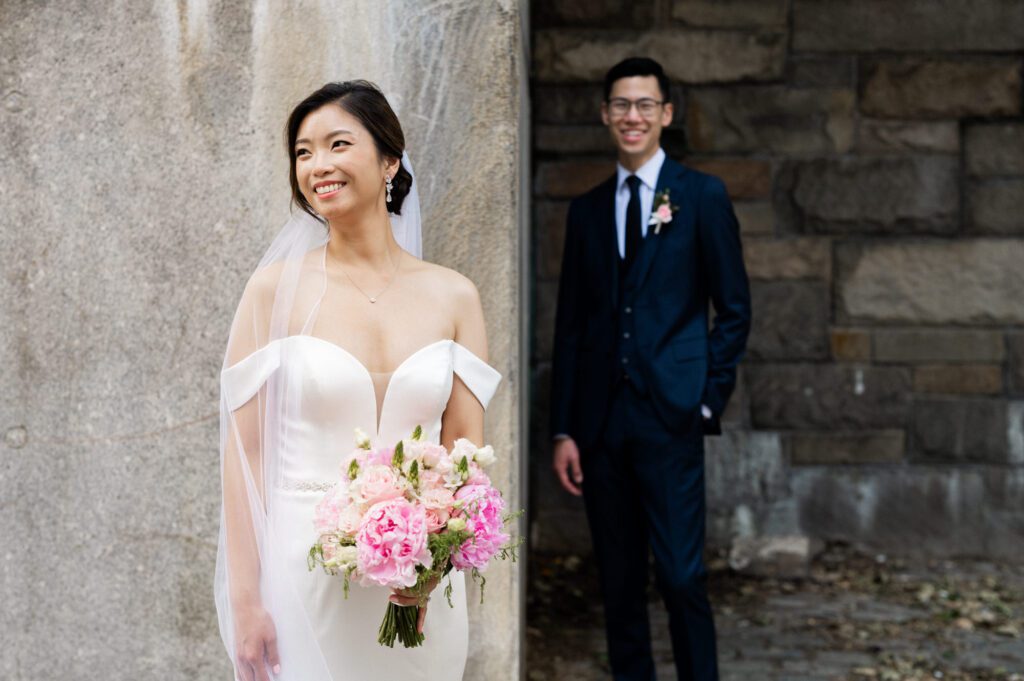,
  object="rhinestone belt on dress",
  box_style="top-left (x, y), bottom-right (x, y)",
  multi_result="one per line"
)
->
top-left (279, 479), bottom-right (335, 492)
